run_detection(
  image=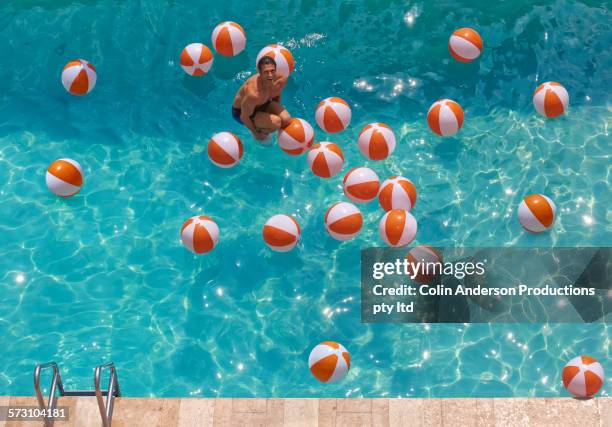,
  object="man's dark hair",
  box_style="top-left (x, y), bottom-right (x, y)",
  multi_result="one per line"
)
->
top-left (257, 55), bottom-right (277, 71)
